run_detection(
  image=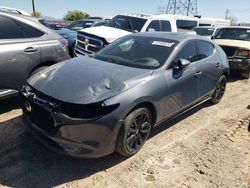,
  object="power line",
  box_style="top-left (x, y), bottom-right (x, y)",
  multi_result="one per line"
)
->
top-left (164, 0), bottom-right (198, 16)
